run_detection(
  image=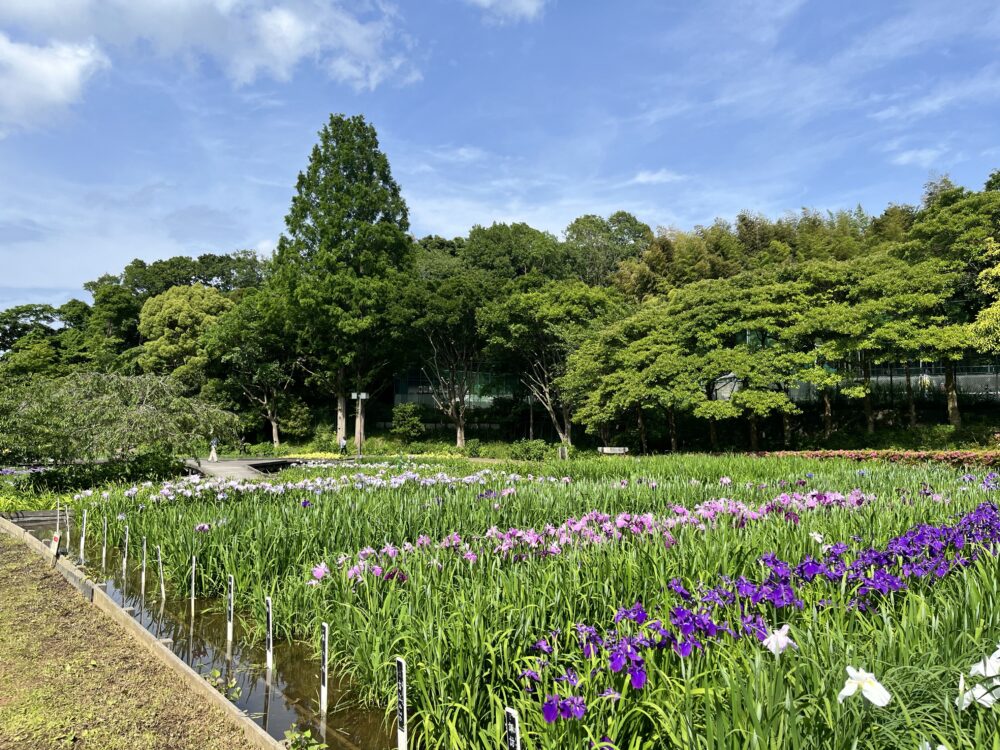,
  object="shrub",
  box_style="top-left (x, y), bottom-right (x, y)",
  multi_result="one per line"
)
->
top-left (510, 439), bottom-right (549, 461)
top-left (463, 438), bottom-right (482, 458)
top-left (10, 451), bottom-right (183, 494)
top-left (391, 403), bottom-right (425, 443)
